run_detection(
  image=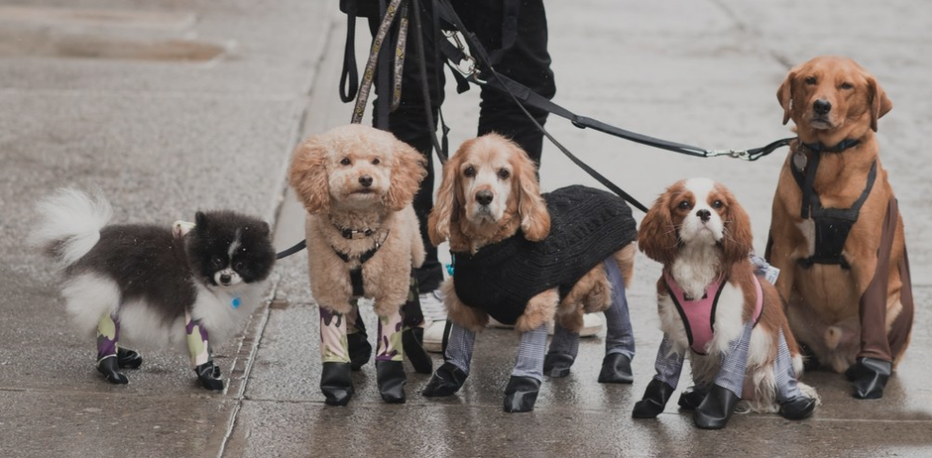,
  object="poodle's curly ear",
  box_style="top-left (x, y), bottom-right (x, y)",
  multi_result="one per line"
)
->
top-left (385, 138), bottom-right (427, 211)
top-left (511, 143), bottom-right (550, 241)
top-left (866, 75), bottom-right (893, 132)
top-left (289, 136), bottom-right (331, 215)
top-left (638, 190), bottom-right (678, 265)
top-left (428, 143), bottom-right (464, 247)
top-left (777, 68), bottom-right (797, 126)
top-left (720, 188), bottom-right (754, 266)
